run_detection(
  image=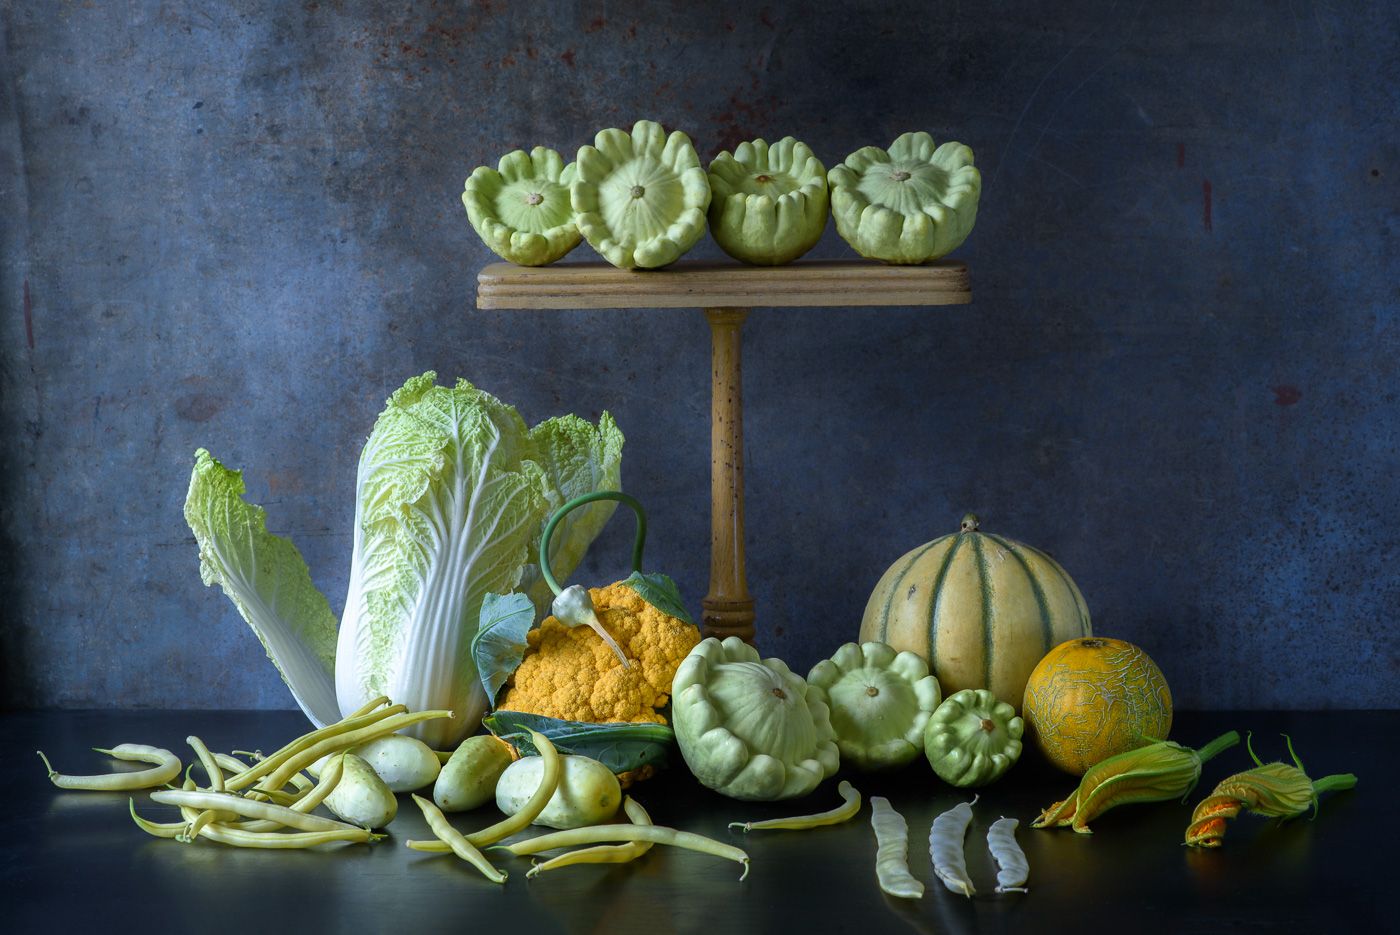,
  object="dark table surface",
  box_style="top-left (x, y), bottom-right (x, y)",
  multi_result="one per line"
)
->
top-left (2, 709), bottom-right (1390, 934)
